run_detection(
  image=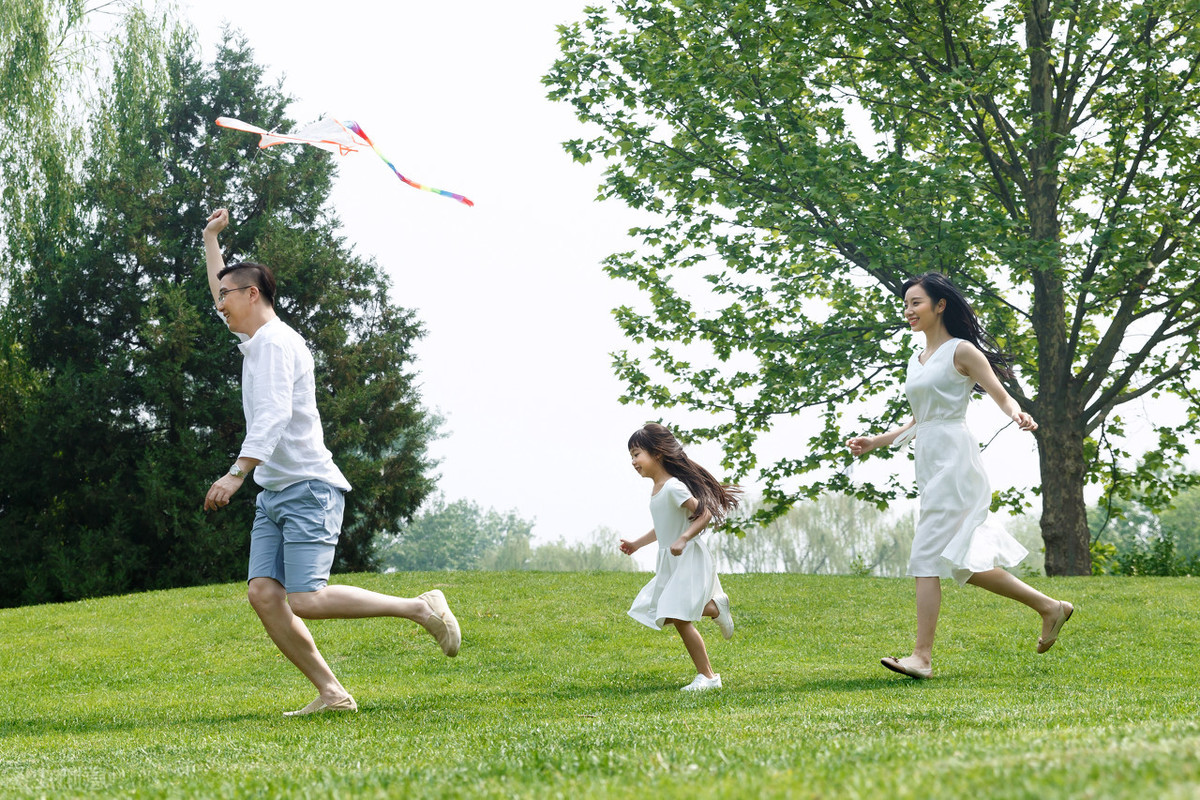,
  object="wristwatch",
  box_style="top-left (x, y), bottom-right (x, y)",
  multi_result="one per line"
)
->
top-left (229, 463), bottom-right (247, 479)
